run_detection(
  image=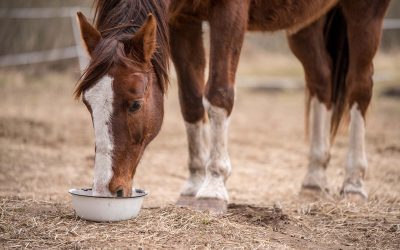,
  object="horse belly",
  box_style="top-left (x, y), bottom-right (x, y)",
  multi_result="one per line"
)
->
top-left (248, 0), bottom-right (339, 34)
